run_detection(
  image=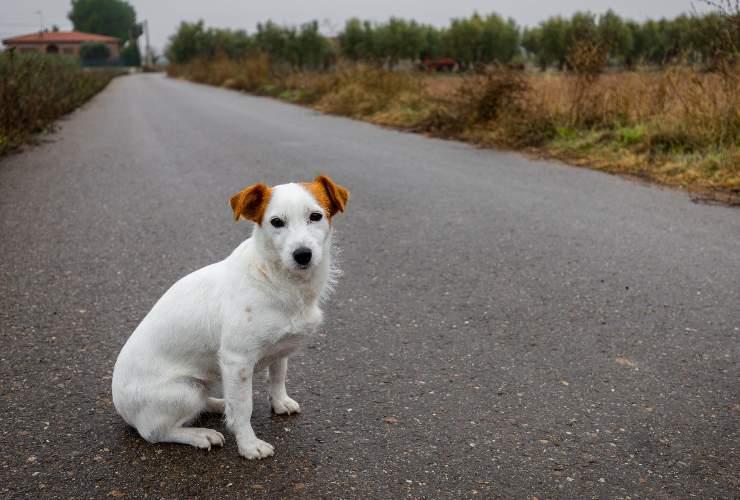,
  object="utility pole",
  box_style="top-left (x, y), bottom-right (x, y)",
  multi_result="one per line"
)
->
top-left (142, 20), bottom-right (152, 67)
top-left (35, 10), bottom-right (44, 32)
